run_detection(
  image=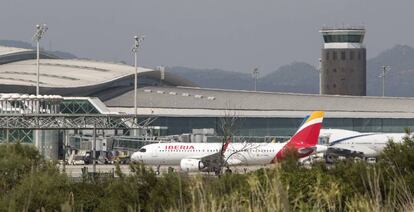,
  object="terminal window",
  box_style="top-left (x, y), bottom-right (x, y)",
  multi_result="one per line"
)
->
top-left (341, 51), bottom-right (346, 60)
